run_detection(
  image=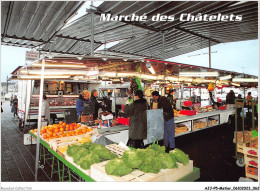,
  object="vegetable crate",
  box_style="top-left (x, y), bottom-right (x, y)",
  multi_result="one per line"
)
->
top-left (90, 160), bottom-right (193, 182)
top-left (105, 144), bottom-right (129, 158)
